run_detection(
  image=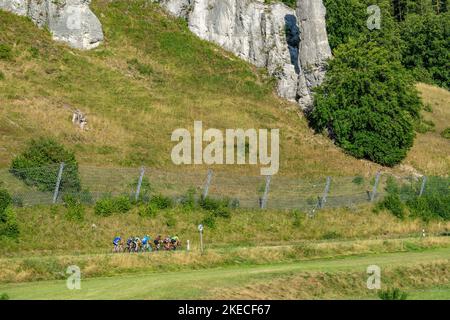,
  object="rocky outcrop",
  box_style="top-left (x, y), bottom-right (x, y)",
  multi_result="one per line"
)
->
top-left (0, 0), bottom-right (103, 50)
top-left (157, 0), bottom-right (331, 109)
top-left (1, 0), bottom-right (331, 107)
top-left (158, 0), bottom-right (301, 102)
top-left (296, 0), bottom-right (332, 108)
